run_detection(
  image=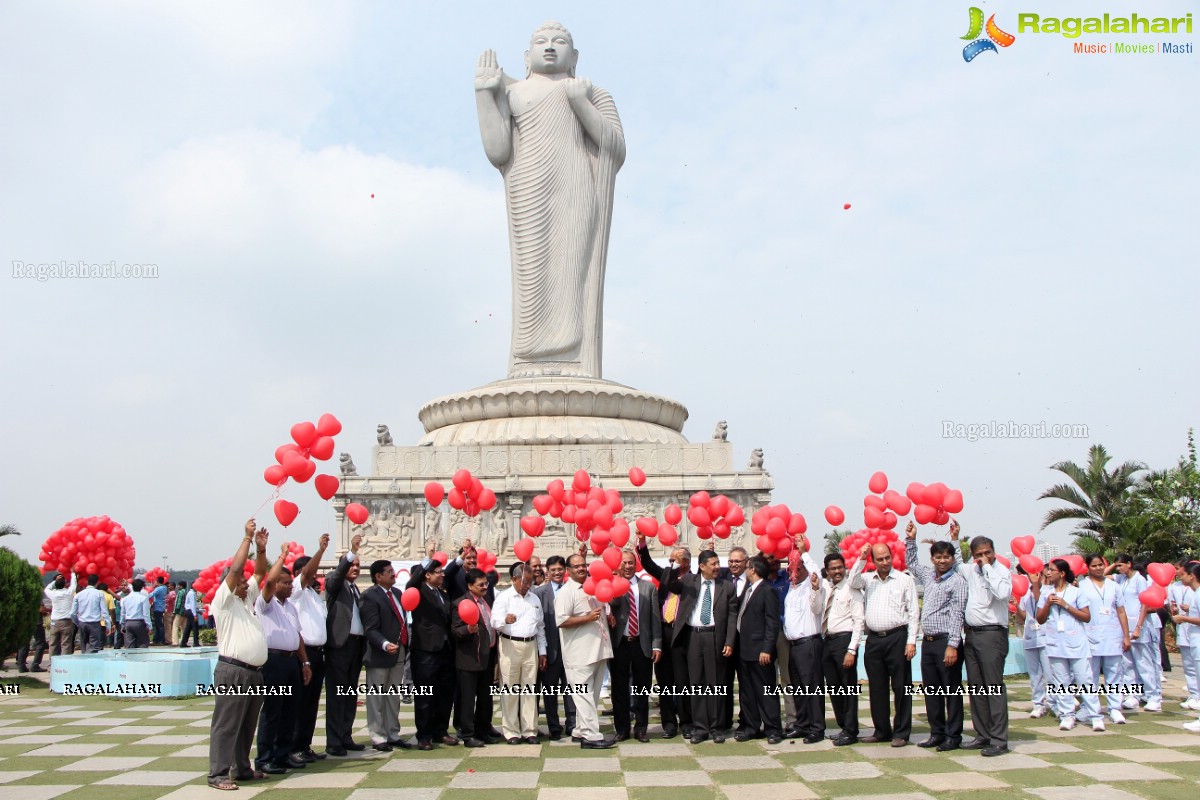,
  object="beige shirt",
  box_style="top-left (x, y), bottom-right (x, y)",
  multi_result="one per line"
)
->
top-left (554, 579), bottom-right (613, 667)
top-left (213, 576), bottom-right (268, 667)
